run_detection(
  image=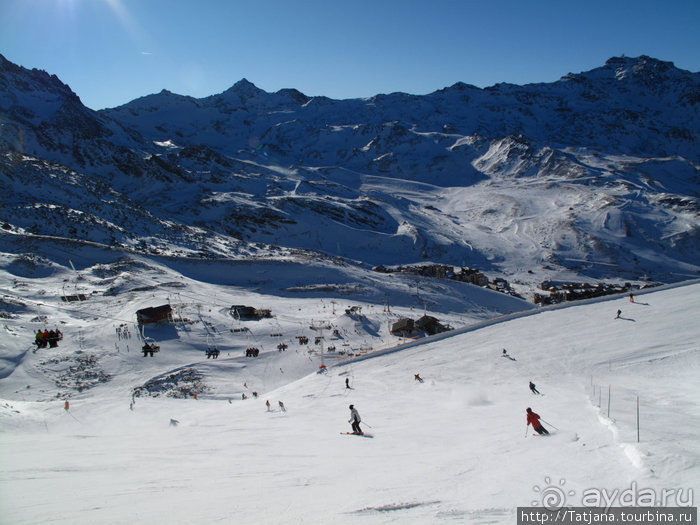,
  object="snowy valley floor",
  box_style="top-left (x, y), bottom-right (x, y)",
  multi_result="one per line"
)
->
top-left (1, 282), bottom-right (699, 524)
